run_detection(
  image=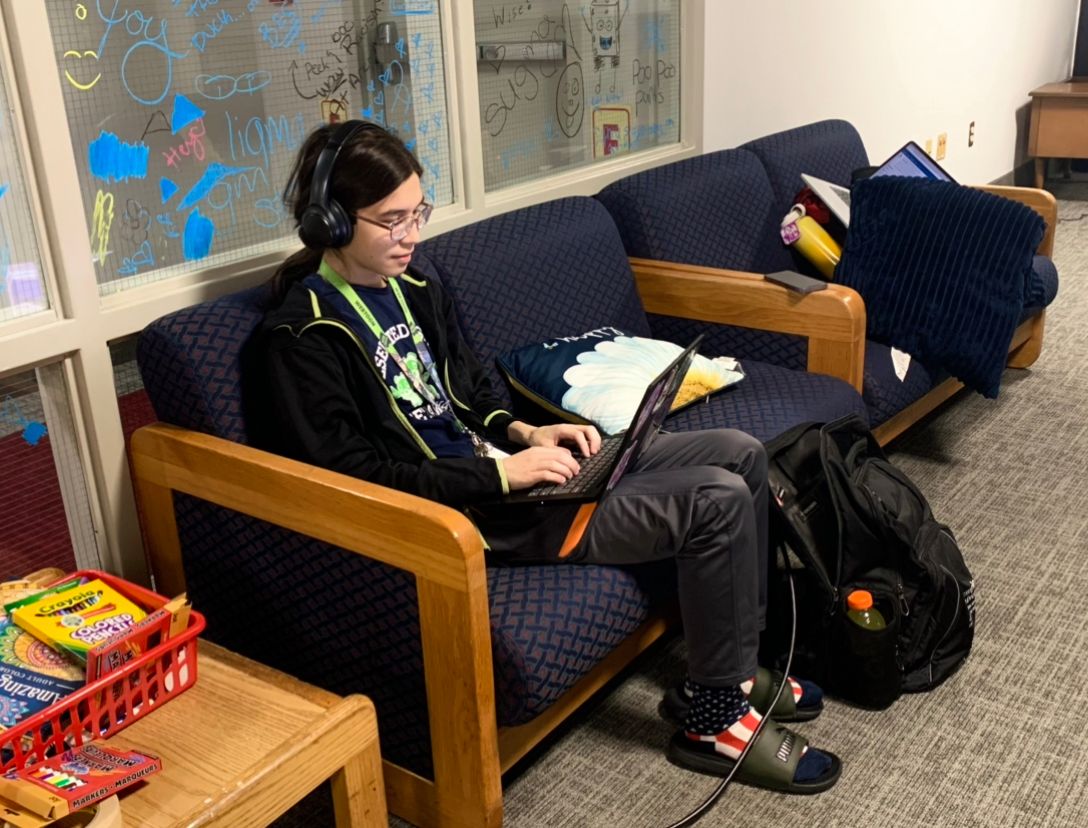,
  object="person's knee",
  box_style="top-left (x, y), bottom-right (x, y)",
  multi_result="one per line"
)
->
top-left (692, 468), bottom-right (752, 525)
top-left (703, 429), bottom-right (767, 487)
